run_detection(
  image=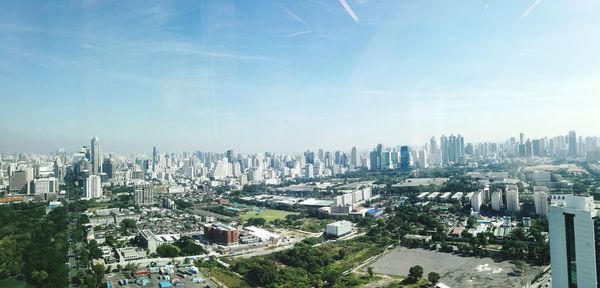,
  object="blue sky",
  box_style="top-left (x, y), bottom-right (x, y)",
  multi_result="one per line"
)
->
top-left (1, 0), bottom-right (599, 153)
